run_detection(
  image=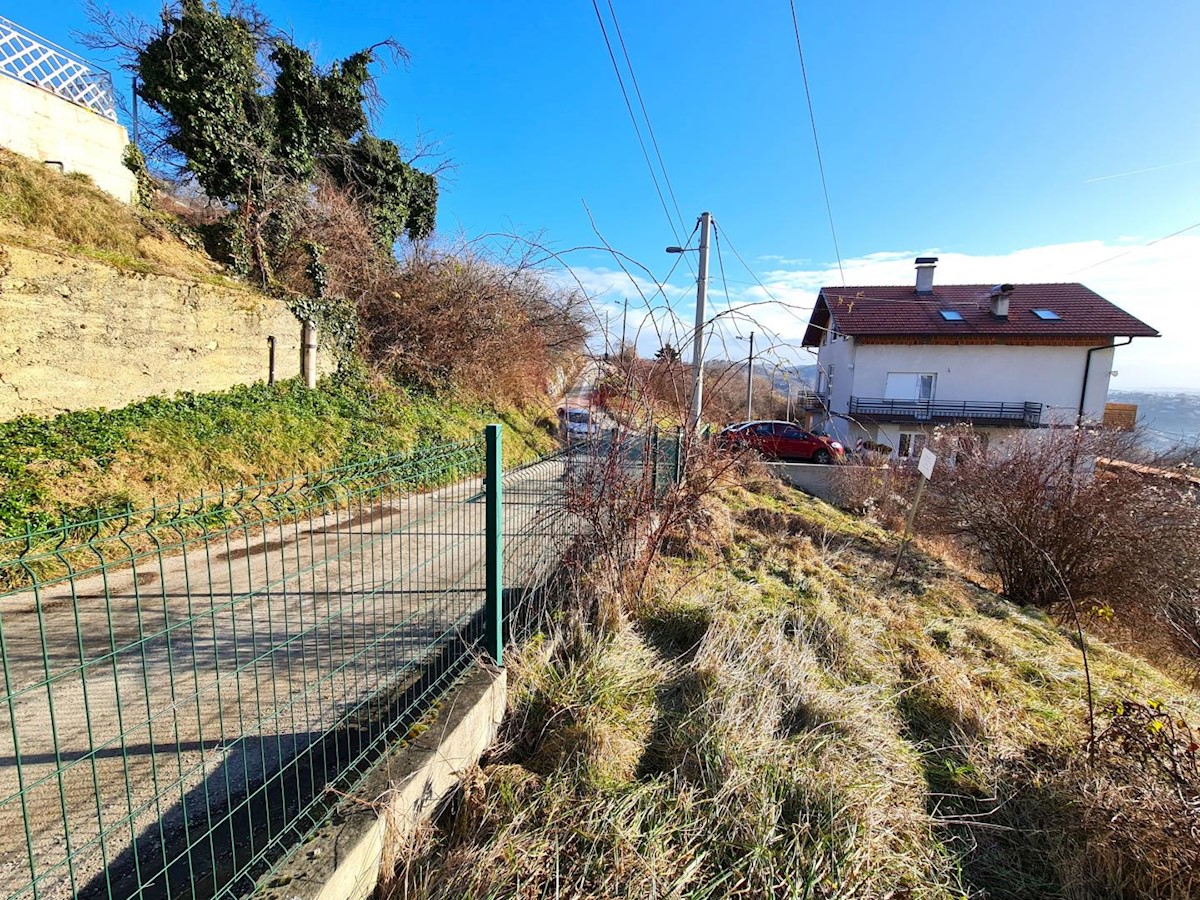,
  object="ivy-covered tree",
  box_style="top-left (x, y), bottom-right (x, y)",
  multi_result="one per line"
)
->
top-left (134, 0), bottom-right (437, 276)
top-left (326, 135), bottom-right (437, 246)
